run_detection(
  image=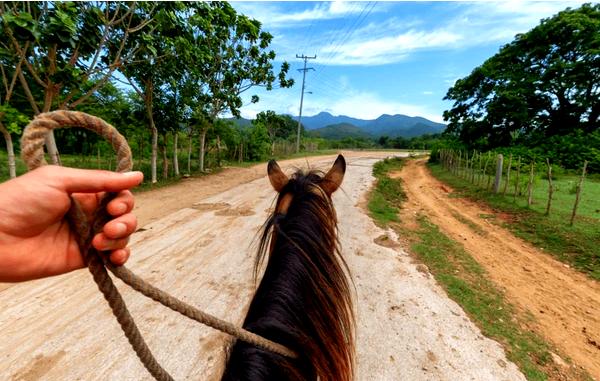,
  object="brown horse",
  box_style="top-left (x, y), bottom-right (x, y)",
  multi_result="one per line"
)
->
top-left (221, 155), bottom-right (355, 381)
